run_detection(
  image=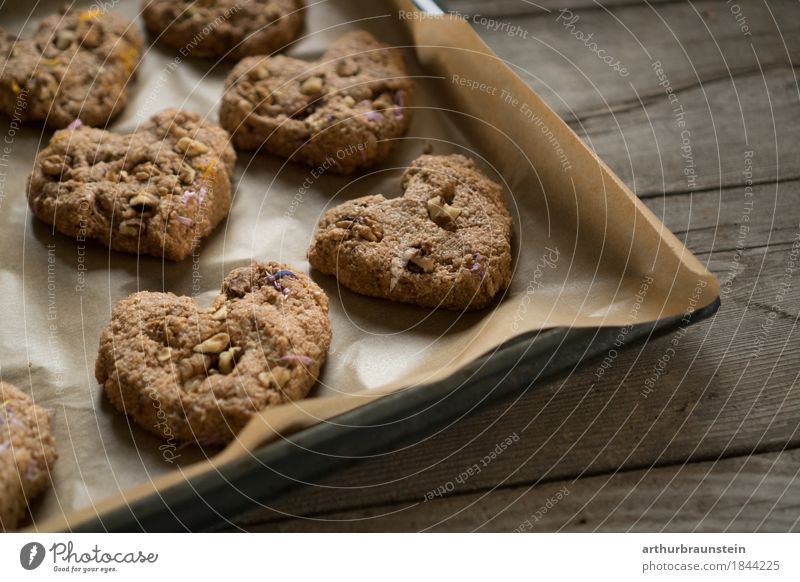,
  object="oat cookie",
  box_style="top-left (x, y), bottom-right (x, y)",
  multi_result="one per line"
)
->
top-left (27, 109), bottom-right (237, 261)
top-left (96, 262), bottom-right (332, 444)
top-left (308, 154), bottom-right (513, 310)
top-left (142, 0), bottom-right (305, 60)
top-left (0, 383), bottom-right (57, 532)
top-left (0, 8), bottom-right (142, 129)
top-left (220, 30), bottom-right (413, 174)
